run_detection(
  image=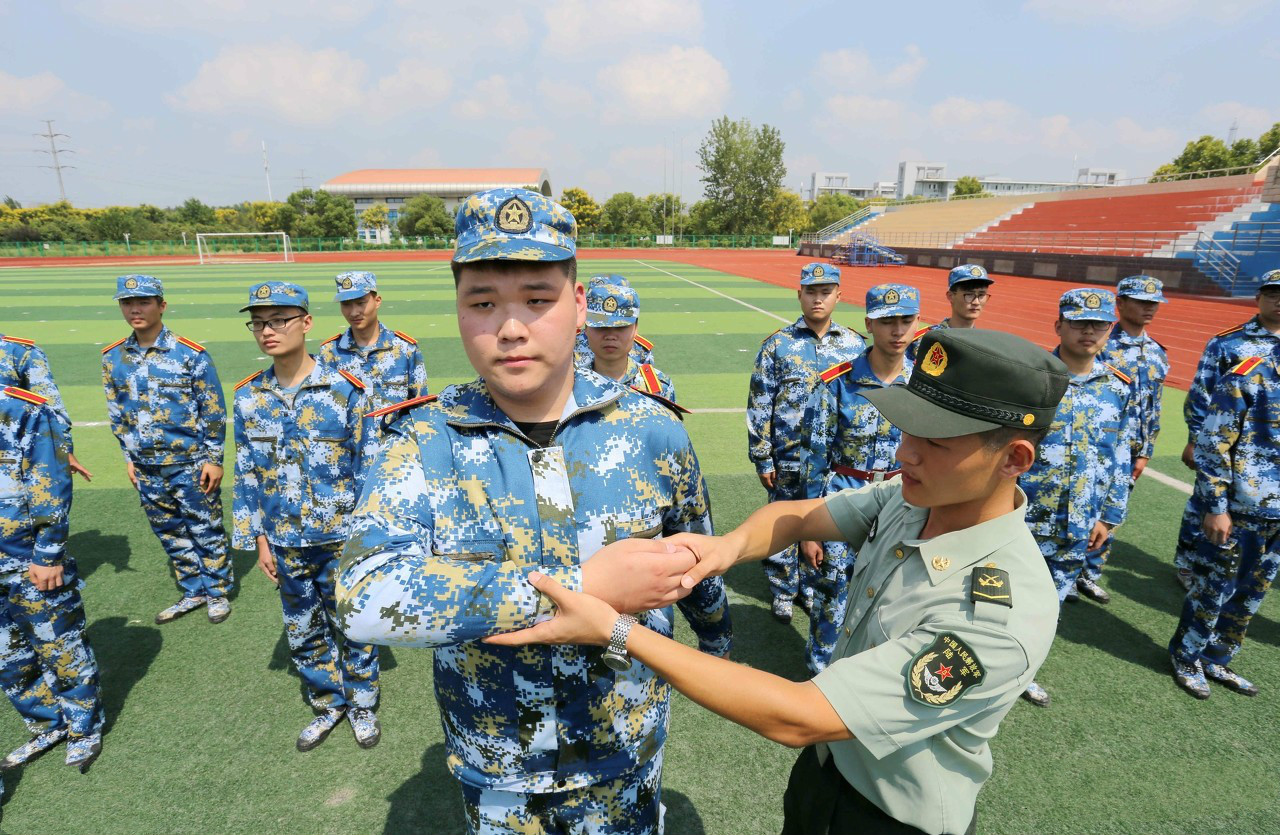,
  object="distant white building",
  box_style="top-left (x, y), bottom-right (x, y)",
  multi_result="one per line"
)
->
top-left (806, 172), bottom-right (896, 202)
top-left (895, 161), bottom-right (1120, 200)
